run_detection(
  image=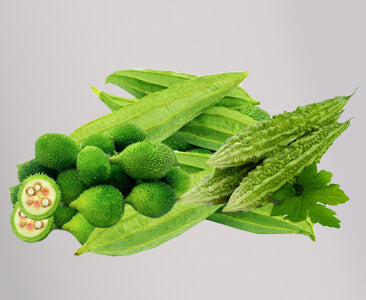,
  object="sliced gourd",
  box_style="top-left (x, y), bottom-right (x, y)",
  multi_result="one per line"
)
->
top-left (17, 174), bottom-right (61, 220)
top-left (10, 204), bottom-right (54, 243)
